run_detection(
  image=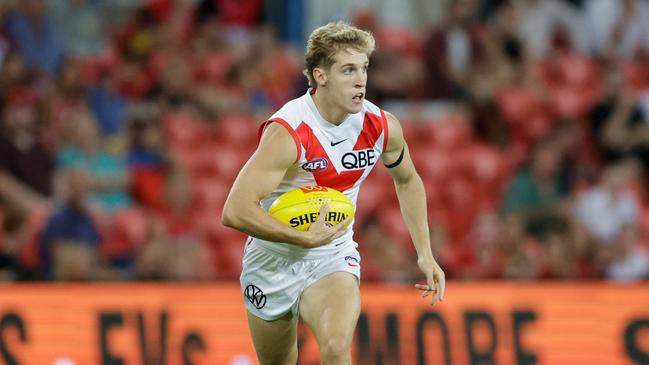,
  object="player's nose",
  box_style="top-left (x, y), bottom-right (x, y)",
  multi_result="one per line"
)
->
top-left (354, 74), bottom-right (366, 88)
